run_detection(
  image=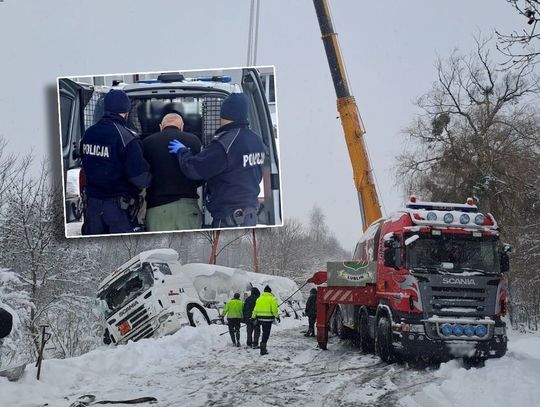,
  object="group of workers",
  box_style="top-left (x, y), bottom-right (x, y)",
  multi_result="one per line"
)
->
top-left (79, 89), bottom-right (266, 235)
top-left (222, 285), bottom-right (279, 356)
top-left (221, 286), bottom-right (319, 355)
